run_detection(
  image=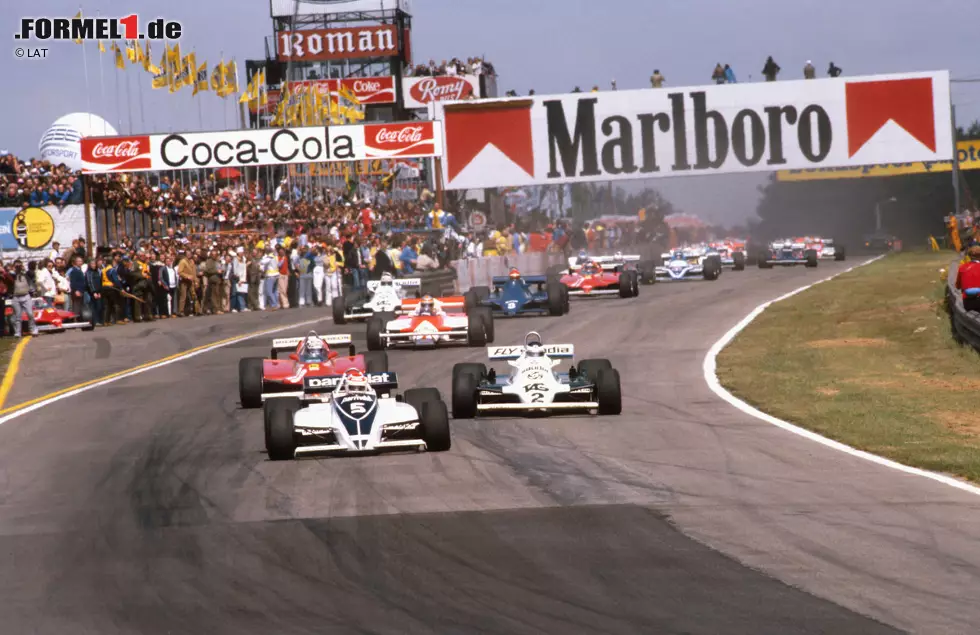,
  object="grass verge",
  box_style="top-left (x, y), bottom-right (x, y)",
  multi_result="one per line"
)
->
top-left (716, 251), bottom-right (980, 483)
